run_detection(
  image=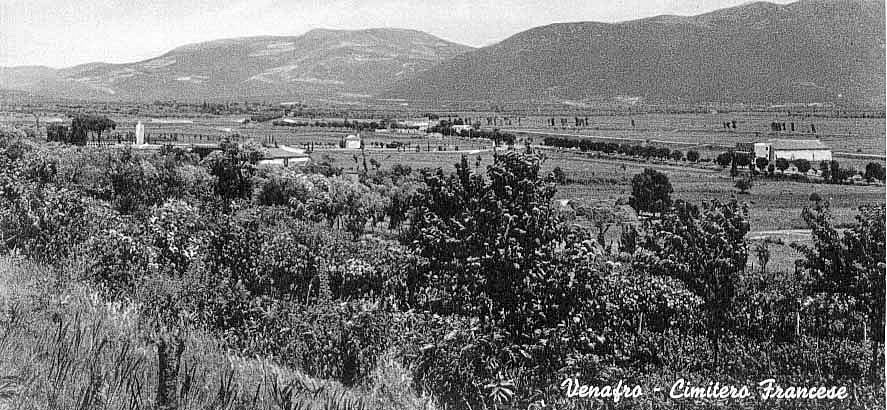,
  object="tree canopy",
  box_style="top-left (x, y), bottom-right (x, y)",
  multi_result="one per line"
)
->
top-left (629, 168), bottom-right (673, 215)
